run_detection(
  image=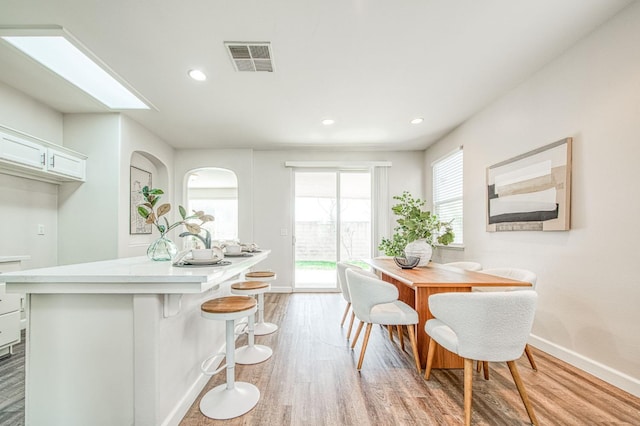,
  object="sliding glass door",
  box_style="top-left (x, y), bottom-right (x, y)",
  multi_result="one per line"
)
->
top-left (293, 169), bottom-right (371, 290)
